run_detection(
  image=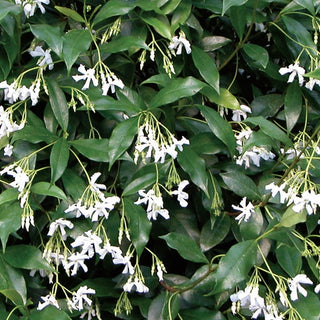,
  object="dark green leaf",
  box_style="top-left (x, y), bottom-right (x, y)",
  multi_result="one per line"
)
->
top-left (12, 124), bottom-right (56, 144)
top-left (284, 83), bottom-right (302, 132)
top-left (276, 244), bottom-right (302, 277)
top-left (122, 172), bottom-right (156, 196)
top-left (62, 169), bottom-right (87, 201)
top-left (160, 232), bottom-right (208, 264)
top-left (76, 278), bottom-right (119, 297)
top-left (177, 146), bottom-right (209, 197)
top-left (171, 0), bottom-right (192, 33)
top-left (46, 78), bottom-right (69, 132)
top-left (4, 245), bottom-right (53, 271)
top-left (211, 240), bottom-right (257, 294)
top-left (0, 188), bottom-right (18, 206)
top-left (200, 36), bottom-right (231, 52)
top-left (239, 207), bottom-right (264, 239)
top-left (69, 139), bottom-right (109, 162)
top-left (0, 202), bottom-right (21, 250)
top-left (141, 13), bottom-right (171, 39)
top-left (180, 308), bottom-right (226, 320)
top-left (31, 182), bottom-right (67, 201)
top-left (0, 2), bottom-right (21, 22)
top-left (0, 254), bottom-right (26, 305)
top-left (192, 46), bottom-right (220, 93)
top-left (292, 292), bottom-right (320, 320)
top-left (123, 198), bottom-right (151, 256)
top-left (150, 77), bottom-right (205, 109)
top-left (200, 215), bottom-right (230, 252)
top-left (29, 24), bottom-right (63, 57)
top-left (278, 205), bottom-right (307, 228)
top-left (220, 171), bottom-right (261, 200)
top-left (62, 29), bottom-right (92, 72)
top-left (108, 117), bottom-right (138, 169)
top-left (242, 43), bottom-right (269, 69)
top-left (197, 105), bottom-right (236, 156)
top-left (250, 94), bottom-right (284, 118)
top-left (101, 36), bottom-right (149, 53)
top-left (29, 306), bottom-right (72, 320)
top-left (55, 6), bottom-right (85, 22)
top-left (222, 0), bottom-right (248, 15)
top-left (229, 6), bottom-right (247, 39)
top-left (50, 138), bottom-right (69, 183)
top-left (244, 116), bottom-right (291, 146)
top-left (201, 87), bottom-right (240, 110)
